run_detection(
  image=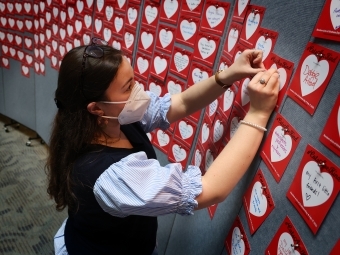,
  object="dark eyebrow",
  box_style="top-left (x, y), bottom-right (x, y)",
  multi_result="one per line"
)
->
top-left (122, 77), bottom-right (133, 89)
